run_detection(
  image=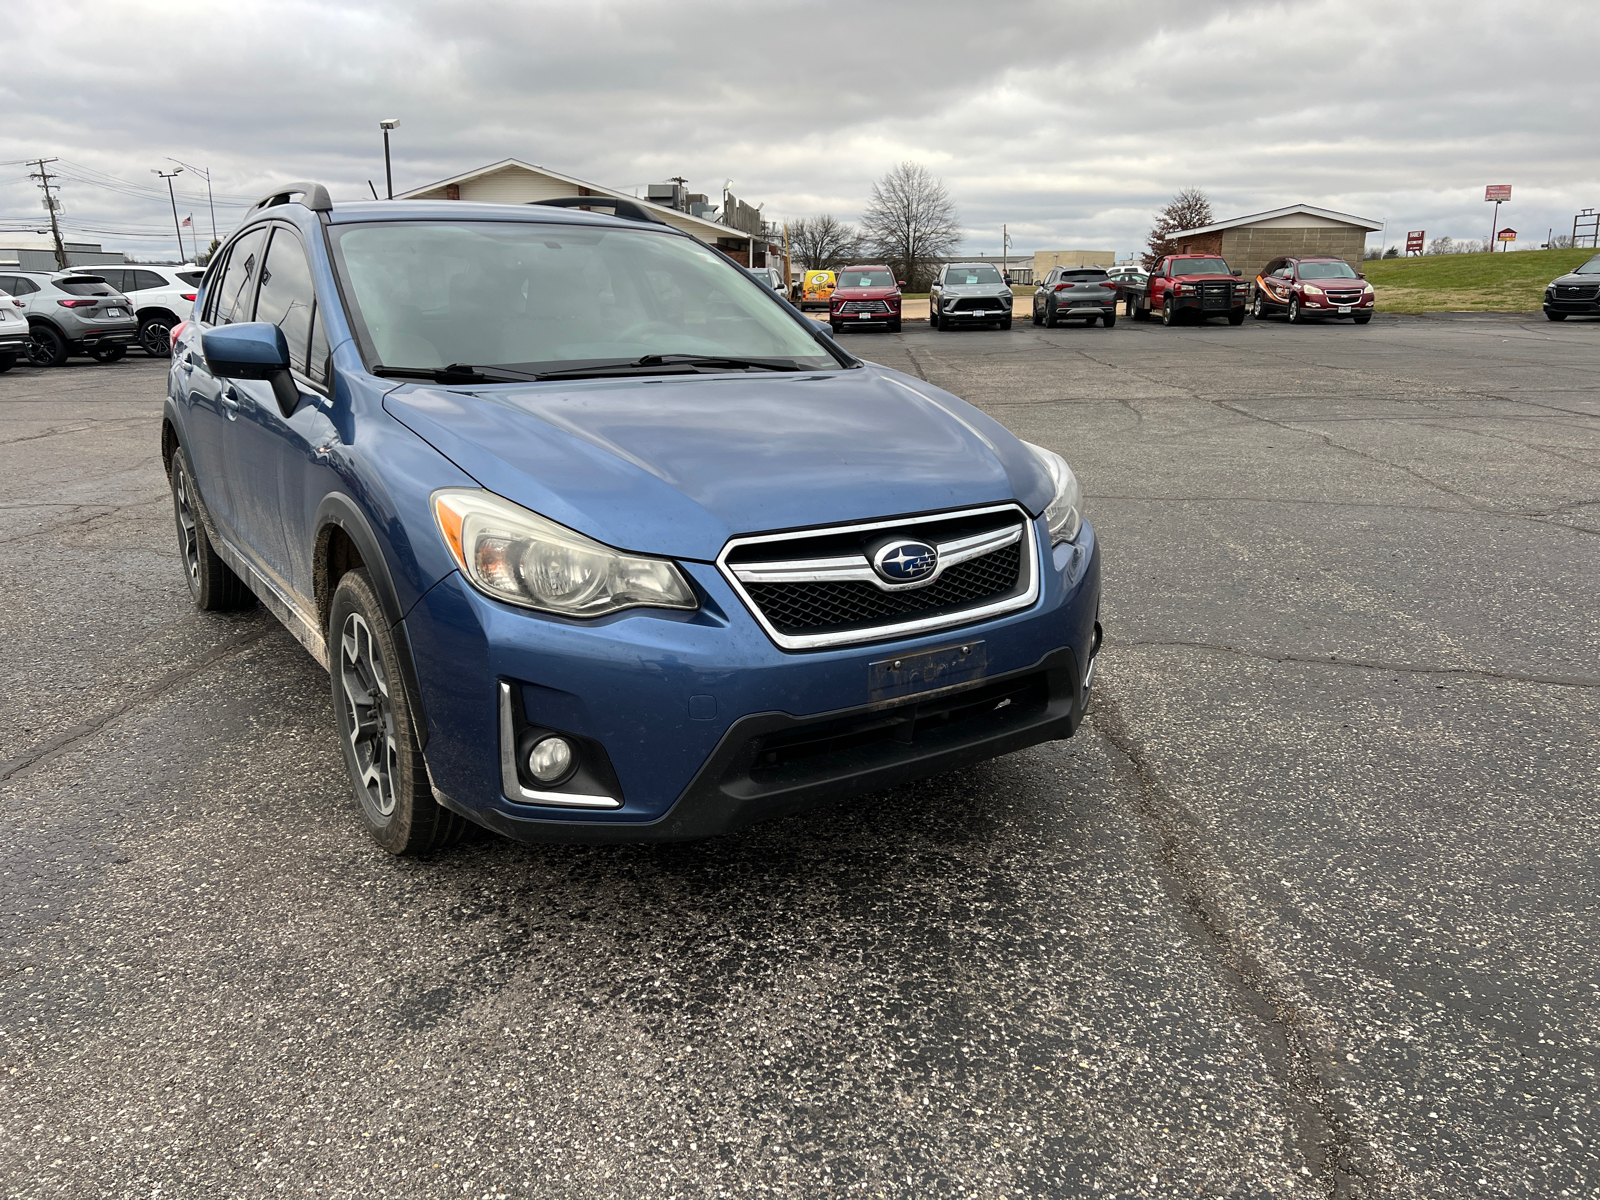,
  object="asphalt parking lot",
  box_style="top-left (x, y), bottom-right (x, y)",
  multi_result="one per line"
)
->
top-left (3, 313), bottom-right (1598, 1199)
